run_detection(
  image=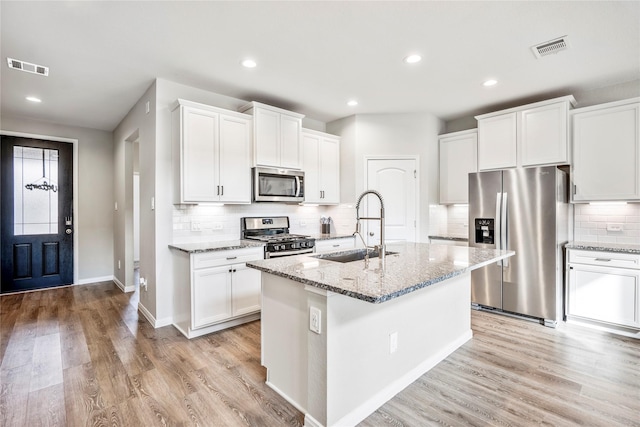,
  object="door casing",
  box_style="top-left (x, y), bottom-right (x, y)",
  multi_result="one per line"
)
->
top-left (1, 130), bottom-right (79, 285)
